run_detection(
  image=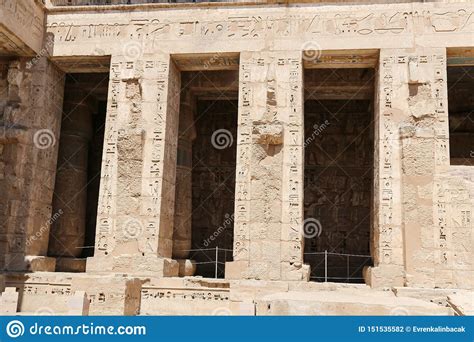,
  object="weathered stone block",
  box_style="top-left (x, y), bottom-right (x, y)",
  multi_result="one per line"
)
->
top-left (71, 276), bottom-right (142, 315)
top-left (67, 291), bottom-right (90, 316)
top-left (0, 287), bottom-right (19, 314)
top-left (364, 265), bottom-right (405, 289)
